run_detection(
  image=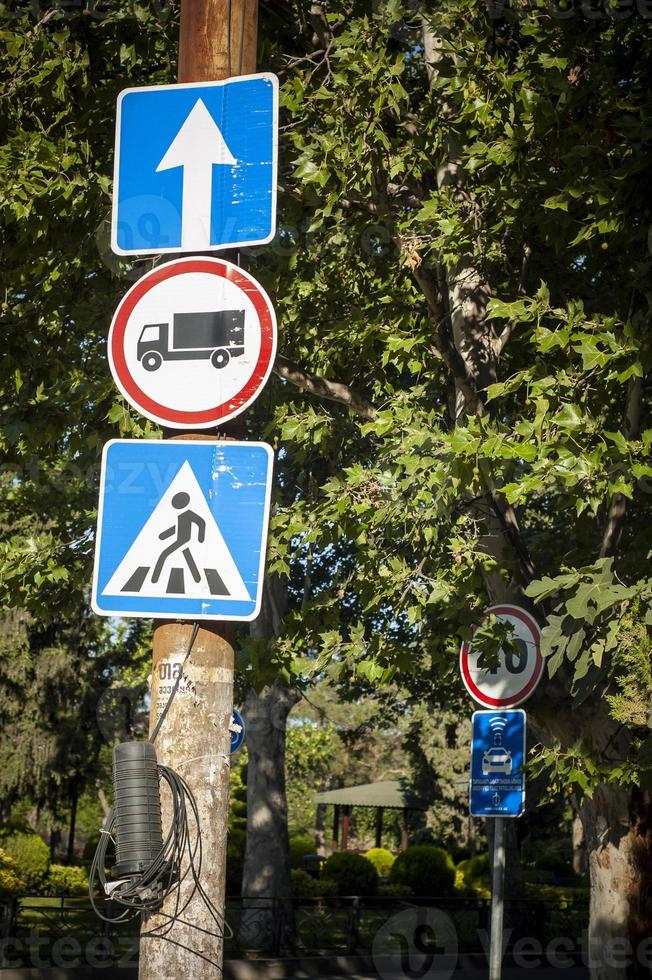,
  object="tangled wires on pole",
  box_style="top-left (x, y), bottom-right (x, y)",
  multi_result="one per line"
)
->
top-left (89, 766), bottom-right (232, 958)
top-left (88, 622), bottom-right (232, 964)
